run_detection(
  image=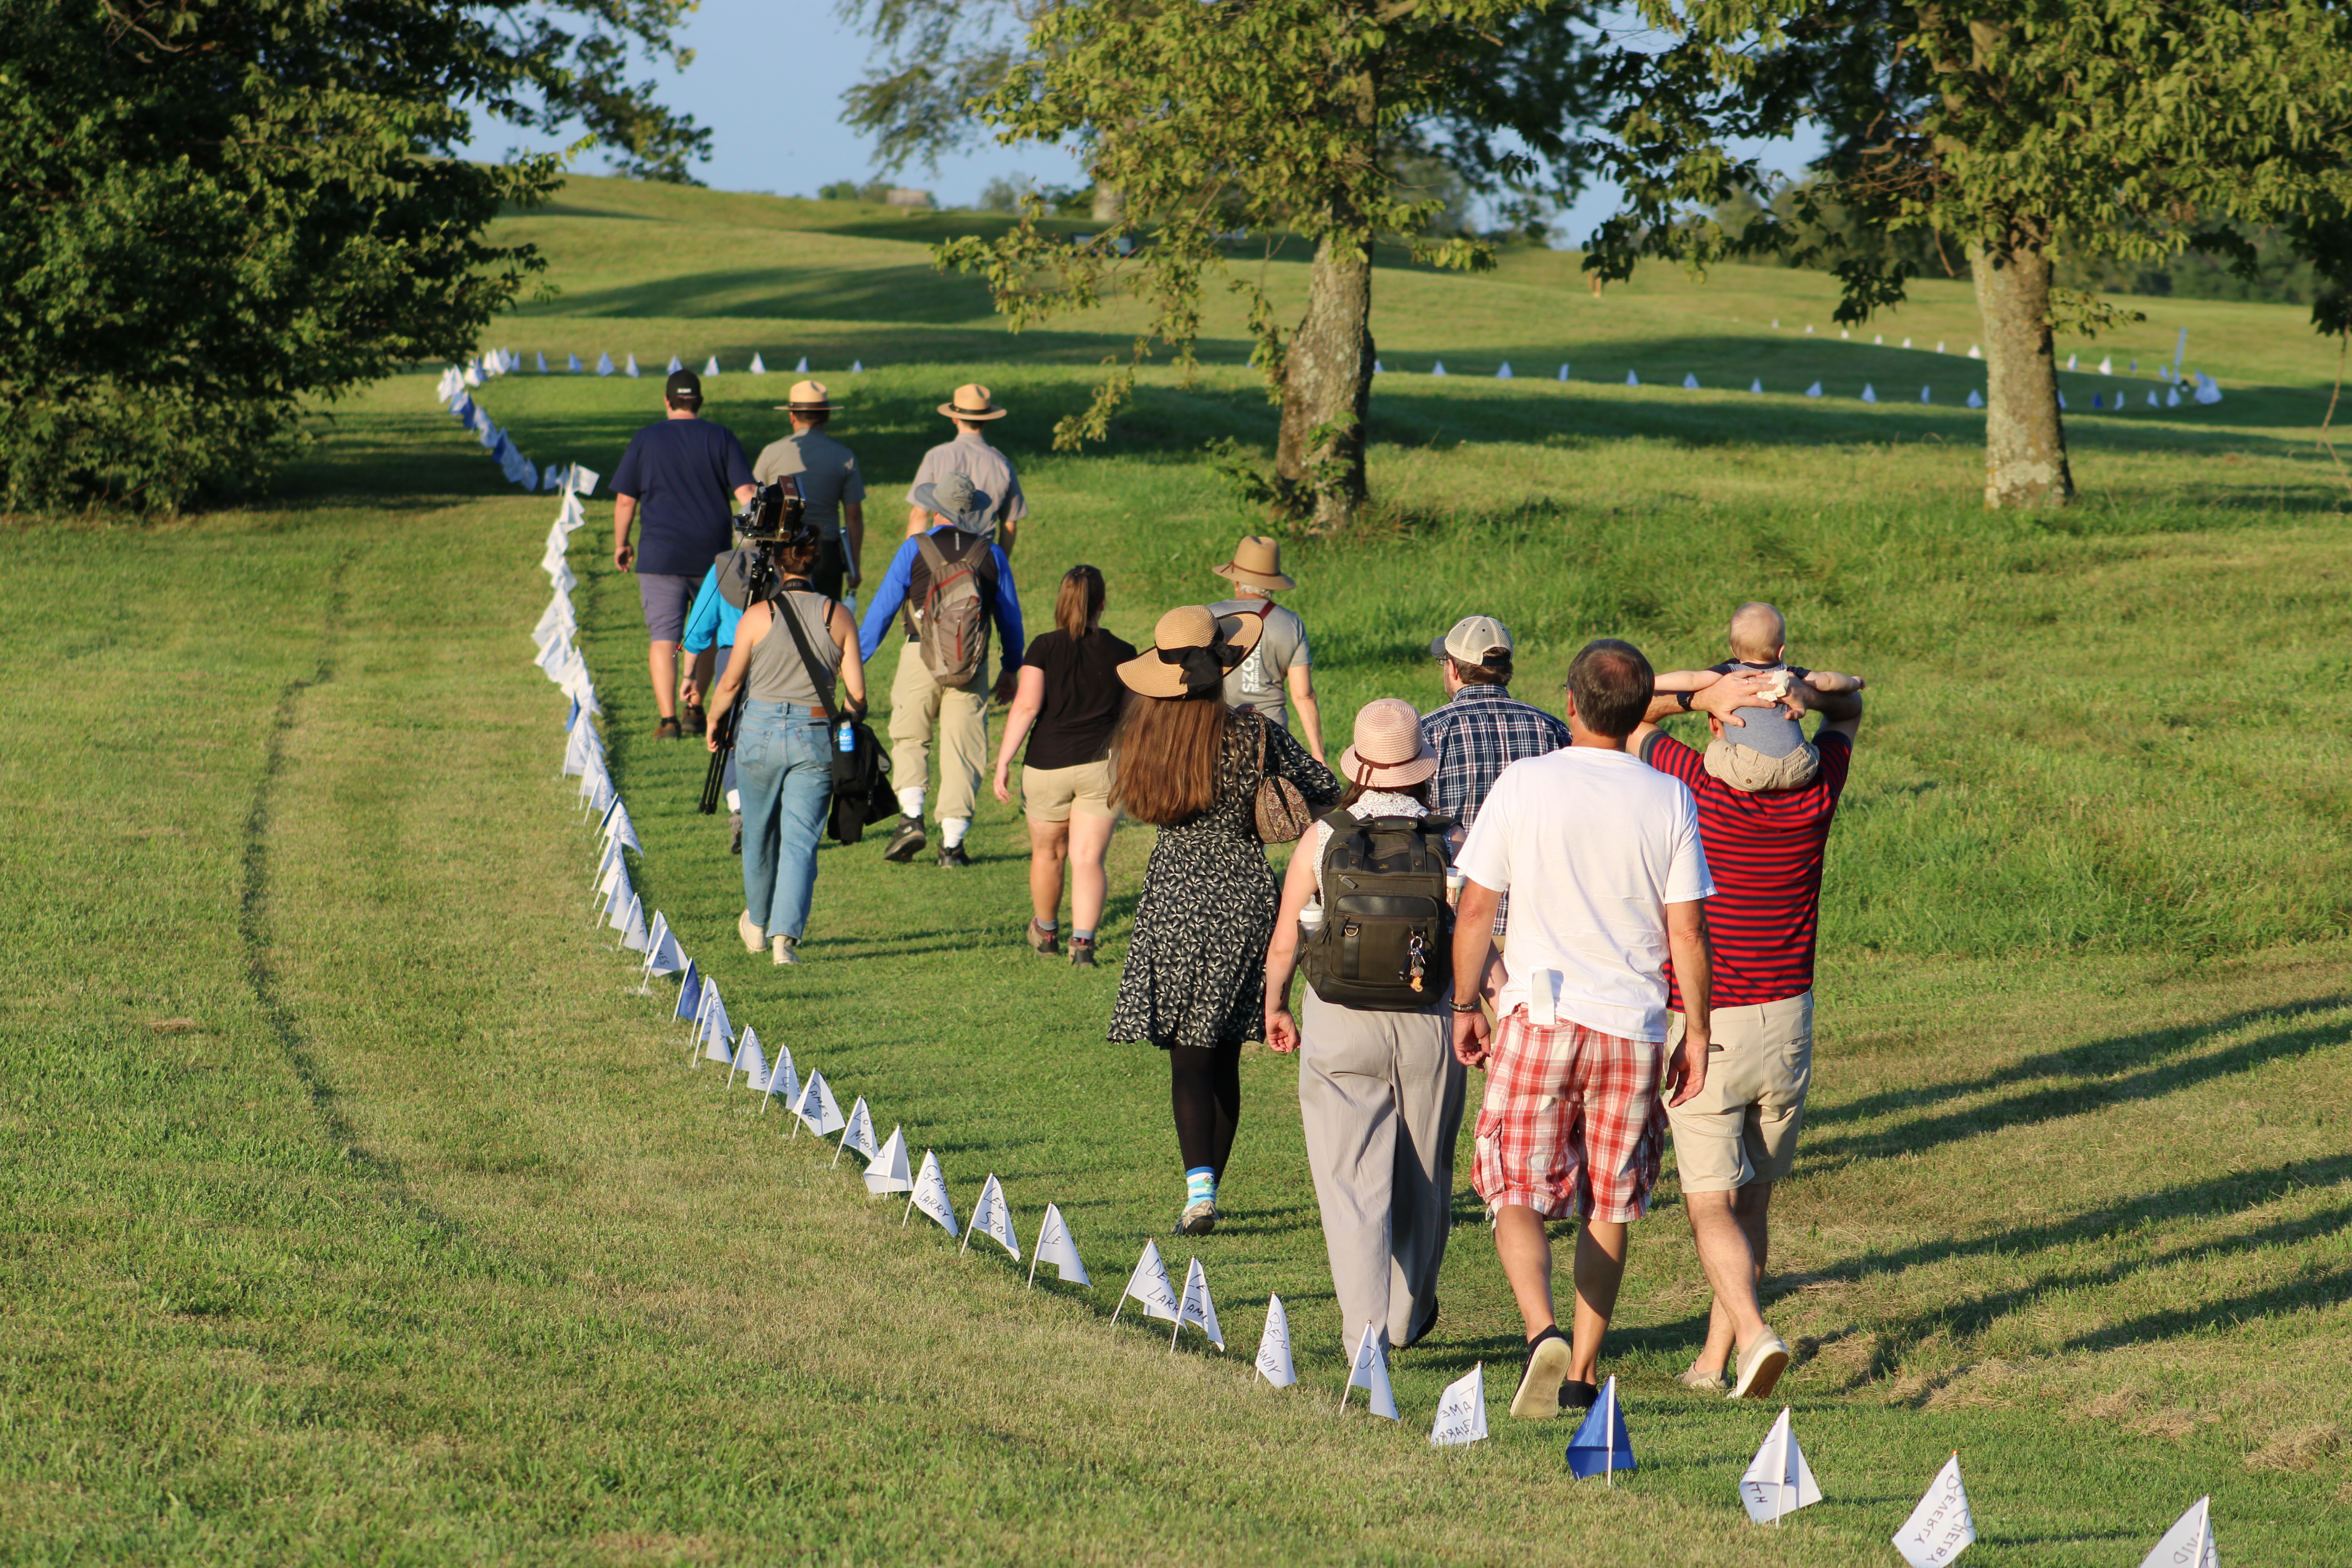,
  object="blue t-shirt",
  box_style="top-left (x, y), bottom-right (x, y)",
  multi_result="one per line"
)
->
top-left (613, 418), bottom-right (754, 577)
top-left (682, 566), bottom-right (742, 656)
